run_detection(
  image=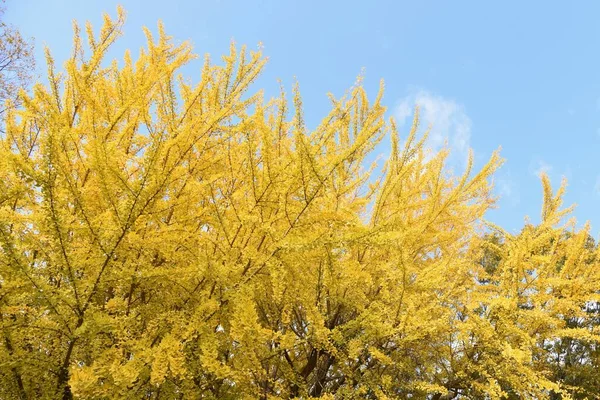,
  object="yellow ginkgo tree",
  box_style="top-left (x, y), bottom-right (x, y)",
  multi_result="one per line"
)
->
top-left (0, 8), bottom-right (598, 400)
